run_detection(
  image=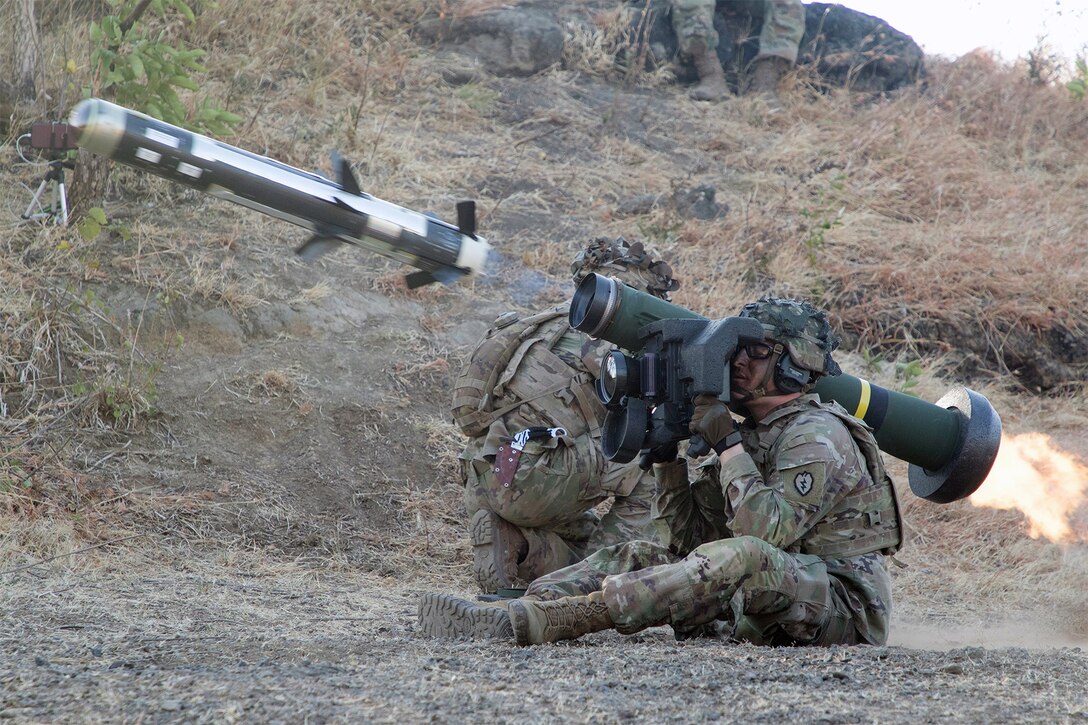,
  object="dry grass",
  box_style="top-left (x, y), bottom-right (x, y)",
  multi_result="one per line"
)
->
top-left (2, 1), bottom-right (1086, 635)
